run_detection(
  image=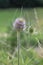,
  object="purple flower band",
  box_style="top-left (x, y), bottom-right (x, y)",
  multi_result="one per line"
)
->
top-left (13, 18), bottom-right (26, 31)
